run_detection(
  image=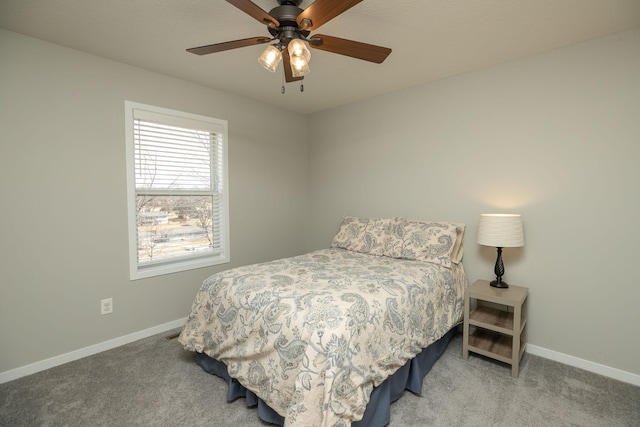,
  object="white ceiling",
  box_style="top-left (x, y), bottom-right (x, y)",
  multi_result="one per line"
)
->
top-left (2, 0), bottom-right (639, 114)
